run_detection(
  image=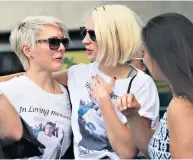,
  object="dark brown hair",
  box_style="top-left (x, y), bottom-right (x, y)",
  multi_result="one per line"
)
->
top-left (142, 13), bottom-right (193, 103)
